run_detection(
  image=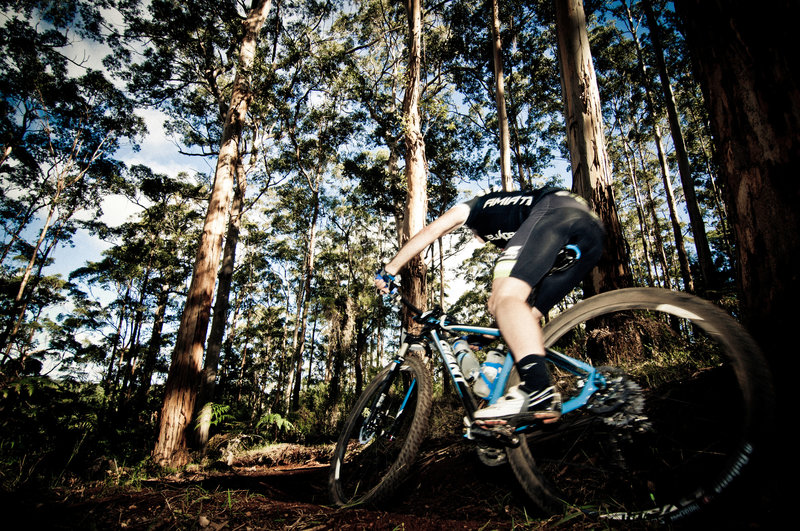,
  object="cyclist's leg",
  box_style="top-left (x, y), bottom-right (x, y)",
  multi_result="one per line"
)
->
top-left (488, 277), bottom-right (543, 358)
top-left (486, 196), bottom-right (559, 370)
top-left (478, 193), bottom-right (603, 424)
top-left (483, 279), bottom-right (560, 424)
top-left (530, 207), bottom-right (604, 314)
top-left (490, 192), bottom-right (603, 348)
